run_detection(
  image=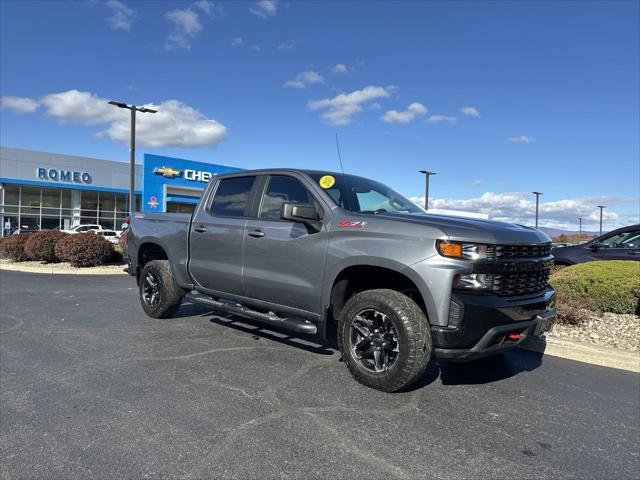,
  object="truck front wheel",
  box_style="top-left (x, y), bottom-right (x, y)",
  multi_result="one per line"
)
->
top-left (139, 260), bottom-right (183, 318)
top-left (338, 289), bottom-right (432, 392)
